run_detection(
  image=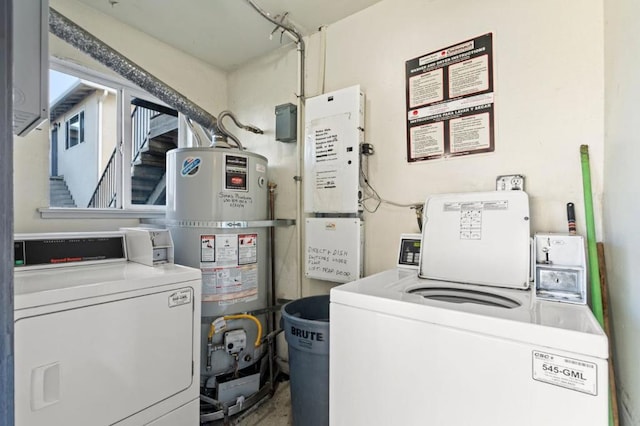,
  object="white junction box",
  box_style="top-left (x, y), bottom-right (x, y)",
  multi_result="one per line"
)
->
top-left (304, 85), bottom-right (365, 213)
top-left (305, 218), bottom-right (363, 283)
top-left (534, 233), bottom-right (587, 304)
